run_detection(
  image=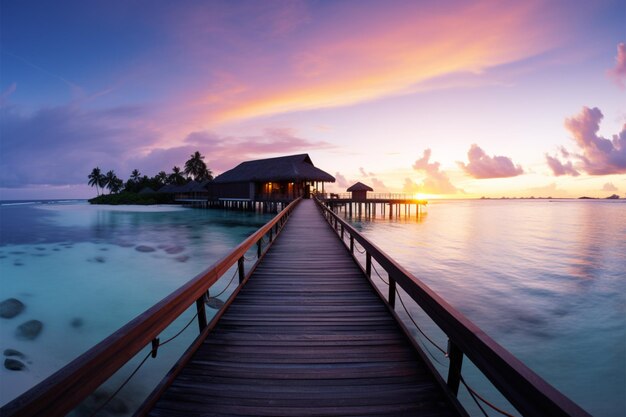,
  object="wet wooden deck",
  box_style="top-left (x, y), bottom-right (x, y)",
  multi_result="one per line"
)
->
top-left (147, 200), bottom-right (460, 417)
